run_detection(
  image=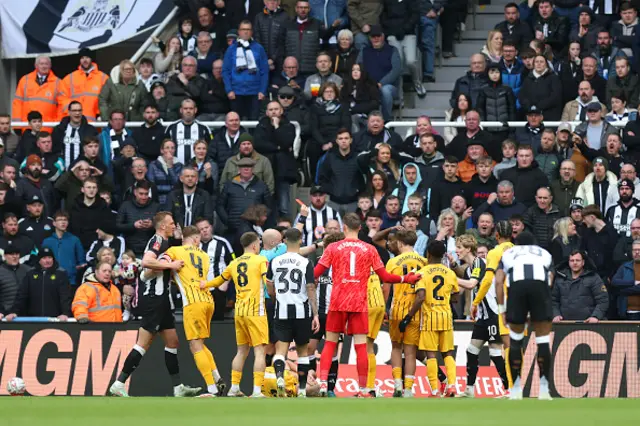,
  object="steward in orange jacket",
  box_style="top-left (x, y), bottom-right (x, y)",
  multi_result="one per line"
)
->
top-left (12, 56), bottom-right (64, 128)
top-left (60, 49), bottom-right (109, 121)
top-left (72, 263), bottom-right (122, 323)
